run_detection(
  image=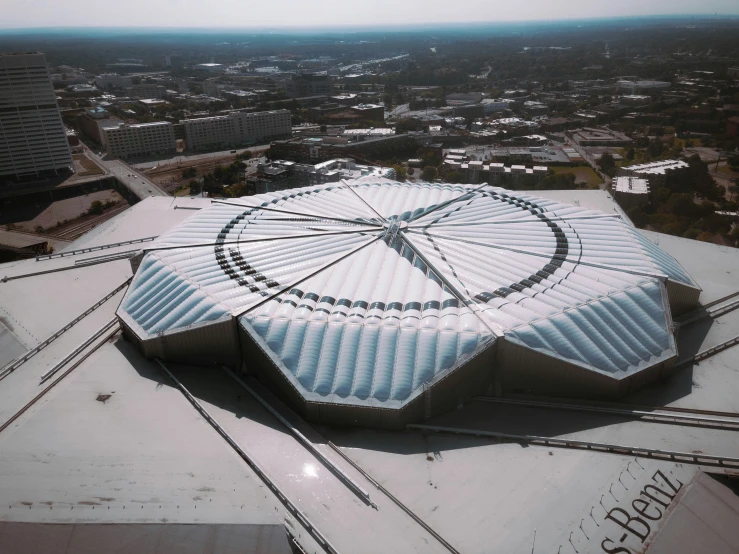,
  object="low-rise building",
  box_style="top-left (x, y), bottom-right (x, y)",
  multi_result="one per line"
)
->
top-left (269, 133), bottom-right (411, 163)
top-left (138, 98), bottom-right (168, 110)
top-left (568, 127), bottom-right (633, 147)
top-left (102, 122), bottom-right (176, 159)
top-left (614, 176), bottom-right (650, 209)
top-left (222, 90), bottom-right (258, 104)
top-left (349, 104), bottom-right (385, 122)
top-left (285, 73), bottom-right (333, 98)
top-left (66, 84), bottom-right (98, 94)
top-left (128, 84), bottom-right (165, 99)
top-left (342, 128), bottom-right (395, 139)
top-left (76, 107), bottom-right (123, 145)
top-left (618, 159), bottom-right (690, 187)
top-left (203, 83), bottom-right (235, 98)
top-left (480, 98), bottom-right (511, 114)
top-left (444, 159), bottom-right (548, 187)
top-left (95, 73), bottom-right (132, 91)
top-left (194, 63), bottom-right (224, 73)
top-left (616, 80), bottom-right (670, 94)
top-left (446, 92), bottom-right (483, 105)
top-left (247, 158), bottom-right (393, 194)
